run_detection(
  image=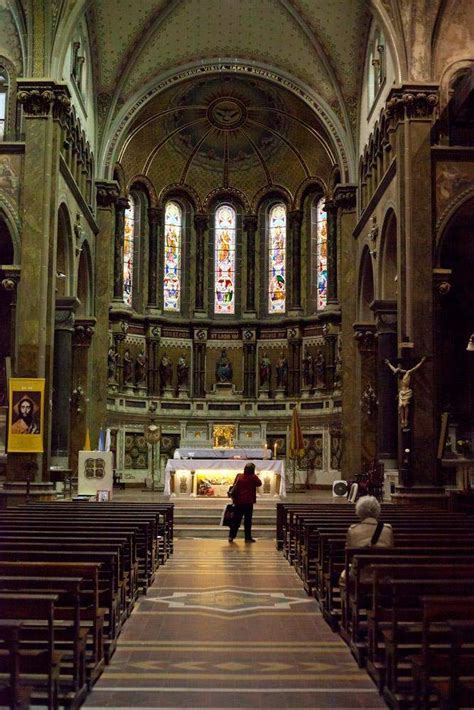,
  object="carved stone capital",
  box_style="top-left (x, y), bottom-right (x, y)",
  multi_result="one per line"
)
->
top-left (116, 197), bottom-right (130, 213)
top-left (353, 323), bottom-right (376, 352)
top-left (324, 198), bottom-right (337, 215)
top-left (73, 318), bottom-right (96, 348)
top-left (194, 213), bottom-right (209, 233)
top-left (384, 84), bottom-right (439, 124)
top-left (334, 184), bottom-right (357, 212)
top-left (96, 180), bottom-right (120, 208)
top-left (17, 80), bottom-right (71, 119)
top-left (433, 268), bottom-right (452, 297)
